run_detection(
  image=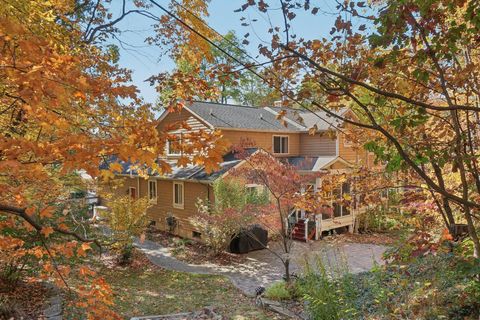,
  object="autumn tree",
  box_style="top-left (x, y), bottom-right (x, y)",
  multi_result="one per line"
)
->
top-left (0, 0), bottom-right (223, 316)
top-left (158, 30), bottom-right (280, 106)
top-left (210, 0), bottom-right (480, 257)
top-left (230, 148), bottom-right (324, 282)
